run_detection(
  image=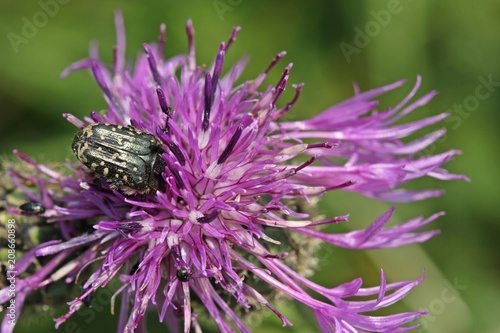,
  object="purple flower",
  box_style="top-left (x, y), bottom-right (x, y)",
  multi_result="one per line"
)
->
top-left (1, 11), bottom-right (467, 333)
